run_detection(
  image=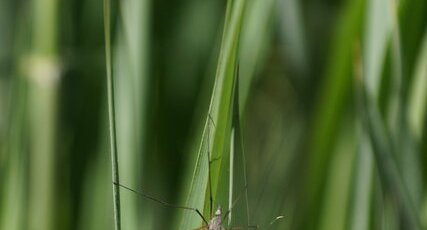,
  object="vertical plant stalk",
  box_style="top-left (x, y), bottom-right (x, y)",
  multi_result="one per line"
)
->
top-left (355, 54), bottom-right (422, 230)
top-left (103, 0), bottom-right (121, 229)
top-left (114, 0), bottom-right (151, 228)
top-left (28, 0), bottom-right (60, 229)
